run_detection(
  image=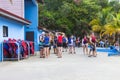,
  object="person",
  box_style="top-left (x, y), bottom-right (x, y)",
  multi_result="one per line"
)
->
top-left (76, 37), bottom-right (80, 47)
top-left (105, 38), bottom-right (109, 47)
top-left (88, 32), bottom-right (97, 57)
top-left (53, 36), bottom-right (58, 54)
top-left (99, 39), bottom-right (104, 47)
top-left (62, 36), bottom-right (68, 52)
top-left (39, 36), bottom-right (44, 58)
top-left (82, 35), bottom-right (88, 55)
top-left (114, 41), bottom-right (119, 51)
top-left (68, 36), bottom-right (72, 53)
top-left (68, 35), bottom-right (75, 54)
top-left (57, 33), bottom-right (63, 58)
top-left (73, 35), bottom-right (76, 53)
top-left (48, 33), bottom-right (52, 56)
top-left (43, 33), bottom-right (50, 58)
